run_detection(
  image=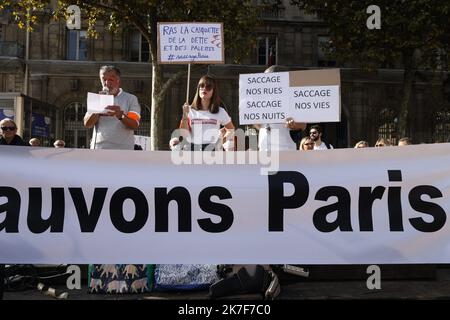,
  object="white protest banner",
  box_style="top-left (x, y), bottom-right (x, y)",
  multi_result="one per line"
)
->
top-left (1, 144), bottom-right (450, 264)
top-left (239, 69), bottom-right (340, 124)
top-left (157, 22), bottom-right (224, 64)
top-left (87, 92), bottom-right (114, 113)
